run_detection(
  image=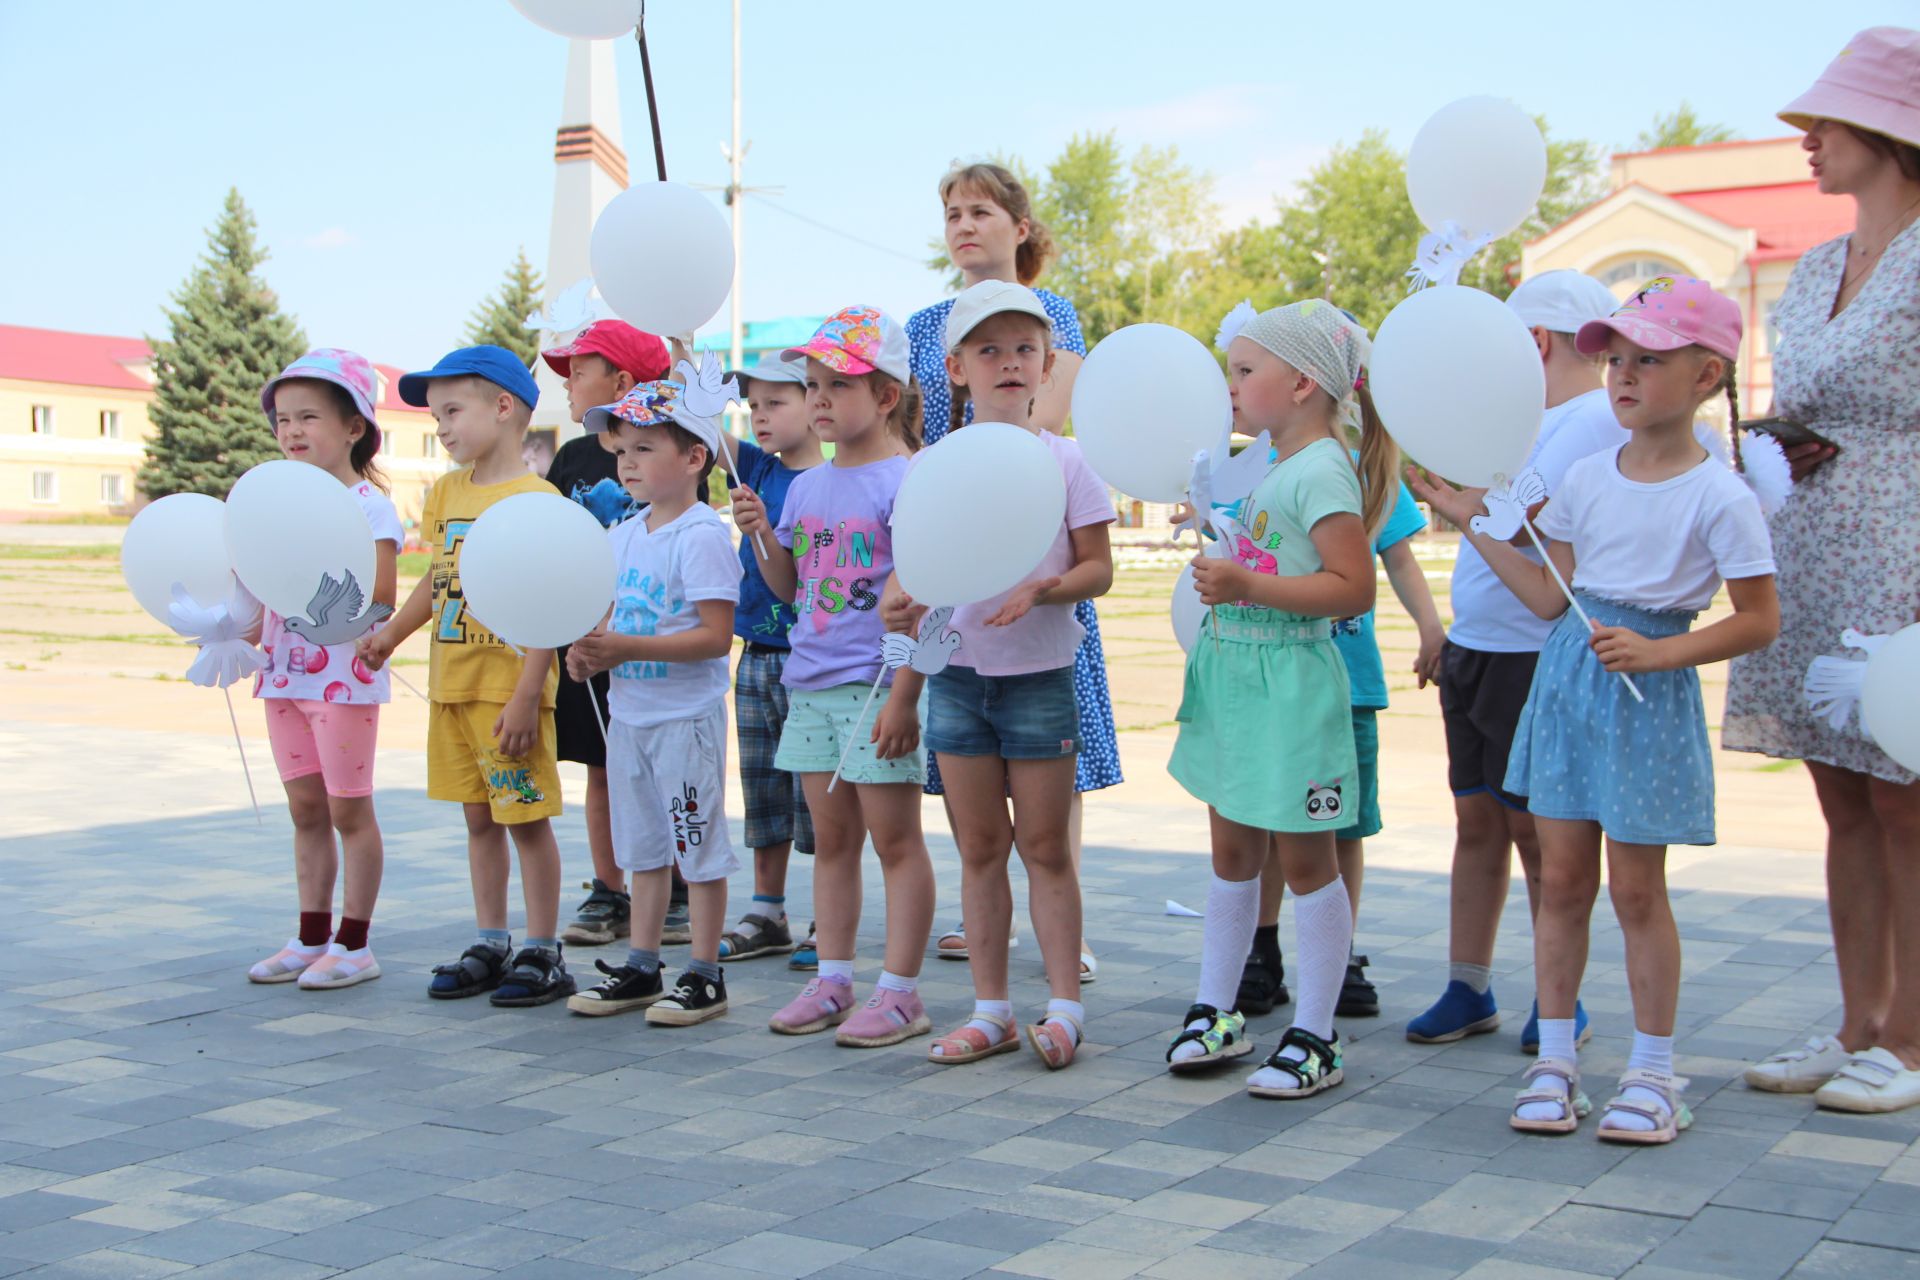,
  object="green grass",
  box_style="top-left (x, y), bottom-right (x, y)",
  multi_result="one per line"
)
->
top-left (398, 552), bottom-right (430, 577)
top-left (0, 544), bottom-right (119, 561)
top-left (22, 513), bottom-right (130, 526)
